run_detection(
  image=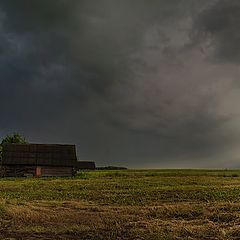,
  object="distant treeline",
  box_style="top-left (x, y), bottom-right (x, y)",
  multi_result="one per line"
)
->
top-left (96, 166), bottom-right (127, 170)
